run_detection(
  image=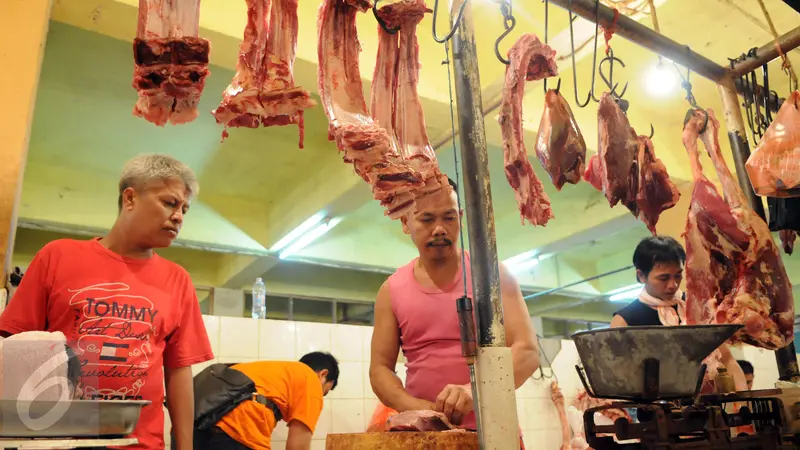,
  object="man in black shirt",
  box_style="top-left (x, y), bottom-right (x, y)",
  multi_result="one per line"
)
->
top-left (610, 236), bottom-right (747, 390)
